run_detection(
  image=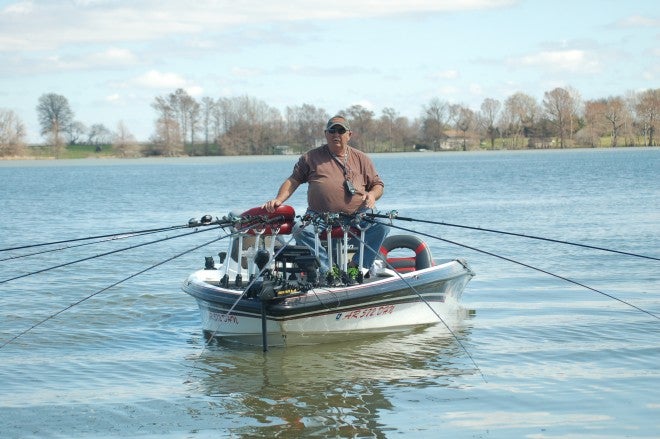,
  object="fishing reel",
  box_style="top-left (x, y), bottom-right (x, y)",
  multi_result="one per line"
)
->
top-left (188, 214), bottom-right (219, 227)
